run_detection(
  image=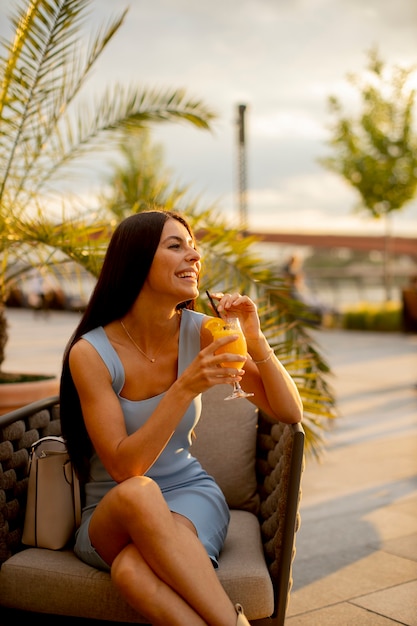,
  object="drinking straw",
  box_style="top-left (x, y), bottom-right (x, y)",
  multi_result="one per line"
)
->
top-left (205, 290), bottom-right (221, 317)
